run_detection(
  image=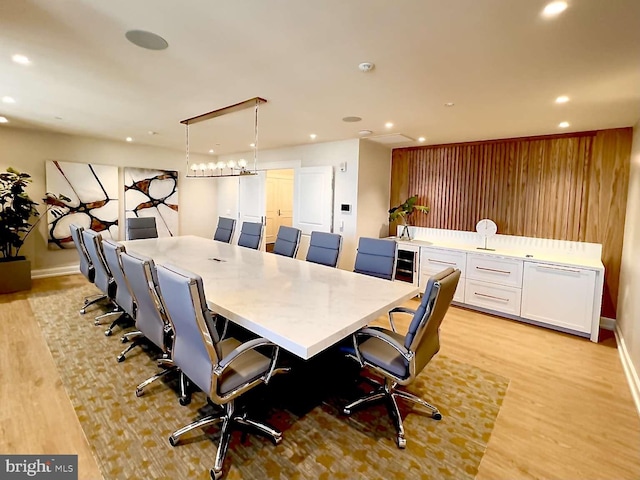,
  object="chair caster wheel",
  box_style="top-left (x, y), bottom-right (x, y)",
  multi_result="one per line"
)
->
top-left (179, 395), bottom-right (191, 406)
top-left (397, 437), bottom-right (407, 449)
top-left (432, 412), bottom-right (442, 420)
top-left (117, 354), bottom-right (125, 363)
top-left (121, 336), bottom-right (129, 343)
top-left (169, 435), bottom-right (179, 447)
top-left (94, 320), bottom-right (101, 326)
top-left (105, 329), bottom-right (112, 336)
top-left (273, 434), bottom-right (283, 445)
top-left (210, 468), bottom-right (223, 480)
top-left (135, 388), bottom-right (143, 397)
top-left (343, 408), bottom-right (351, 415)
top-left (80, 309), bottom-right (86, 315)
